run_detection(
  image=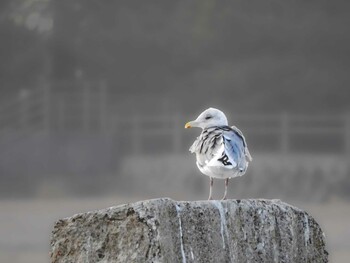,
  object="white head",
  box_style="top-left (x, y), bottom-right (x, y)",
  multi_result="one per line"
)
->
top-left (185, 108), bottom-right (228, 129)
